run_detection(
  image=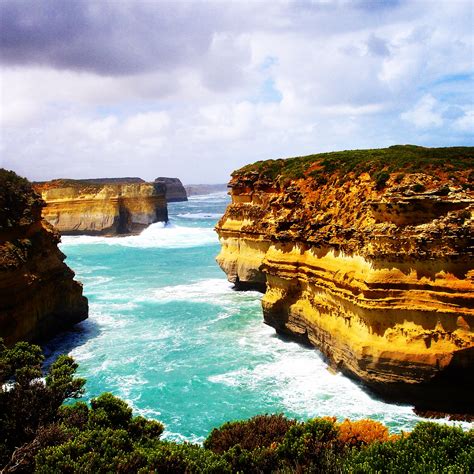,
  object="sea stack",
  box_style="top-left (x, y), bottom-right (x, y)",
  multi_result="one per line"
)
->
top-left (215, 145), bottom-right (474, 415)
top-left (0, 170), bottom-right (88, 345)
top-left (33, 178), bottom-right (168, 236)
top-left (154, 177), bottom-right (188, 202)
